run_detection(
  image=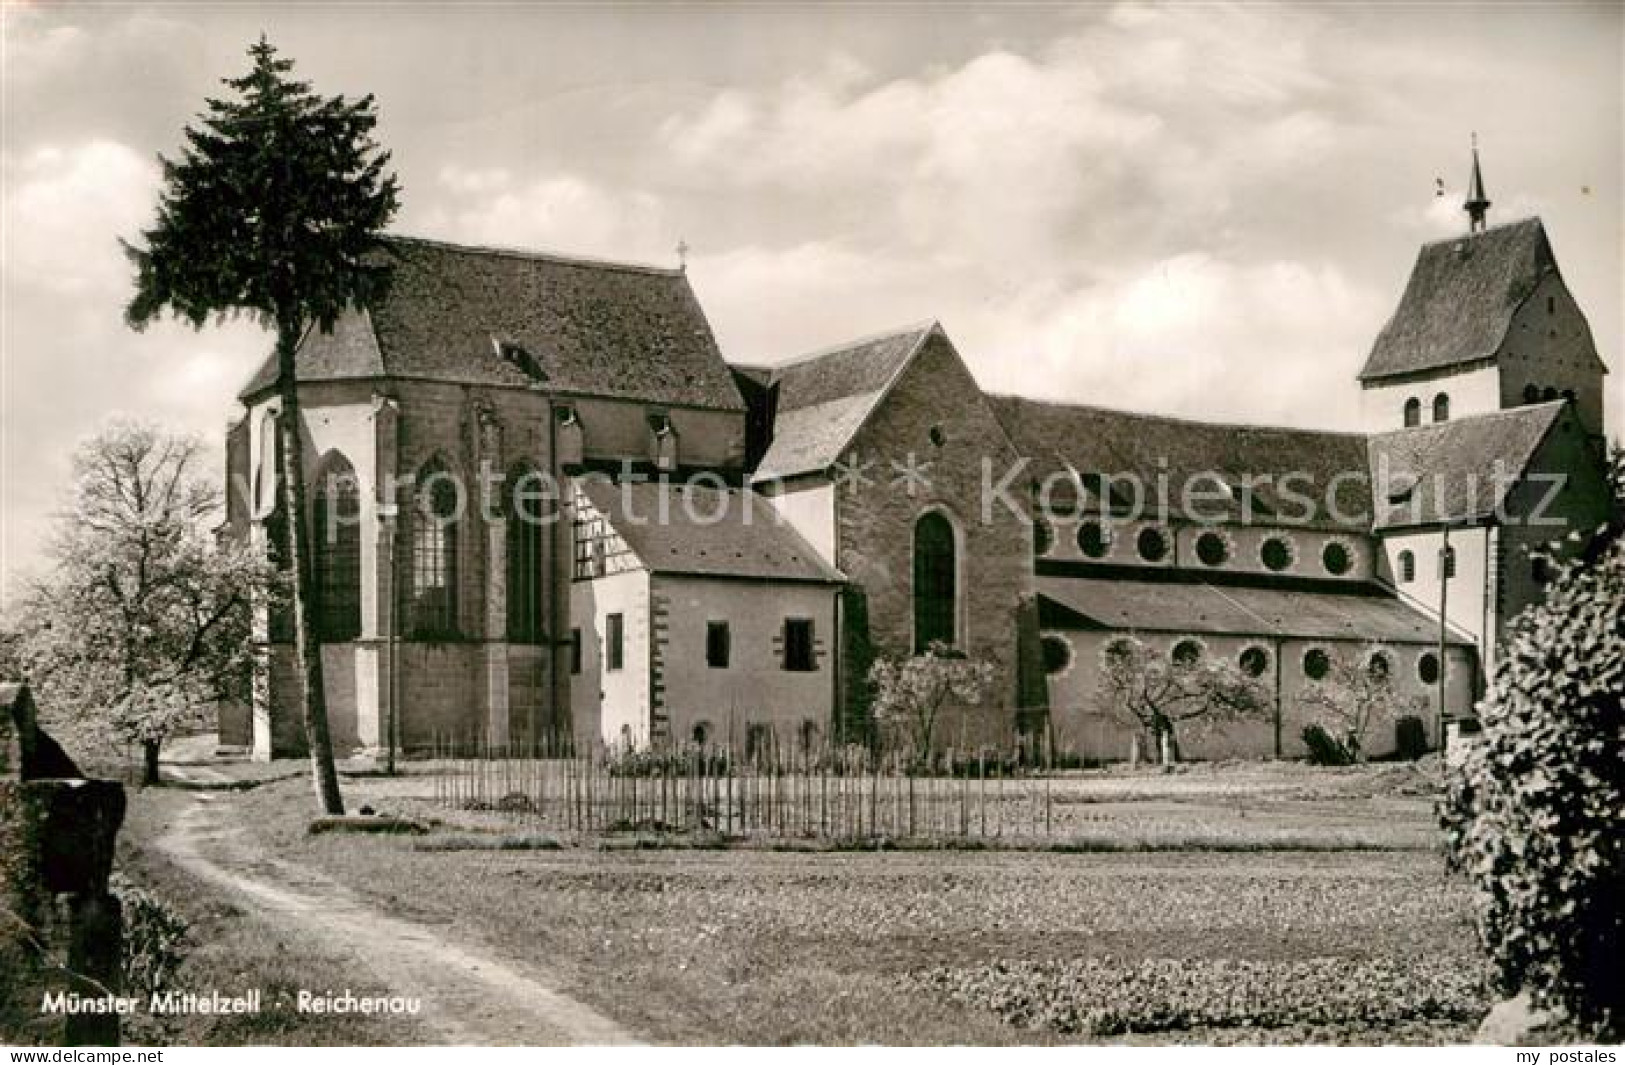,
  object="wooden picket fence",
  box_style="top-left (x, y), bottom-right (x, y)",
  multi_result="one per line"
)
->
top-left (425, 734), bottom-right (1057, 841)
